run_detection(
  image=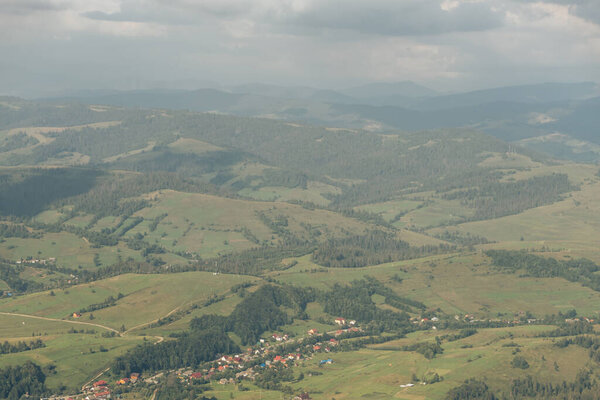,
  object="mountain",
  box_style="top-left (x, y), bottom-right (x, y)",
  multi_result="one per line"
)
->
top-left (340, 81), bottom-right (438, 99)
top-left (2, 97), bottom-right (600, 400)
top-left (229, 83), bottom-right (356, 104)
top-left (40, 82), bottom-right (600, 162)
top-left (414, 82), bottom-right (599, 110)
